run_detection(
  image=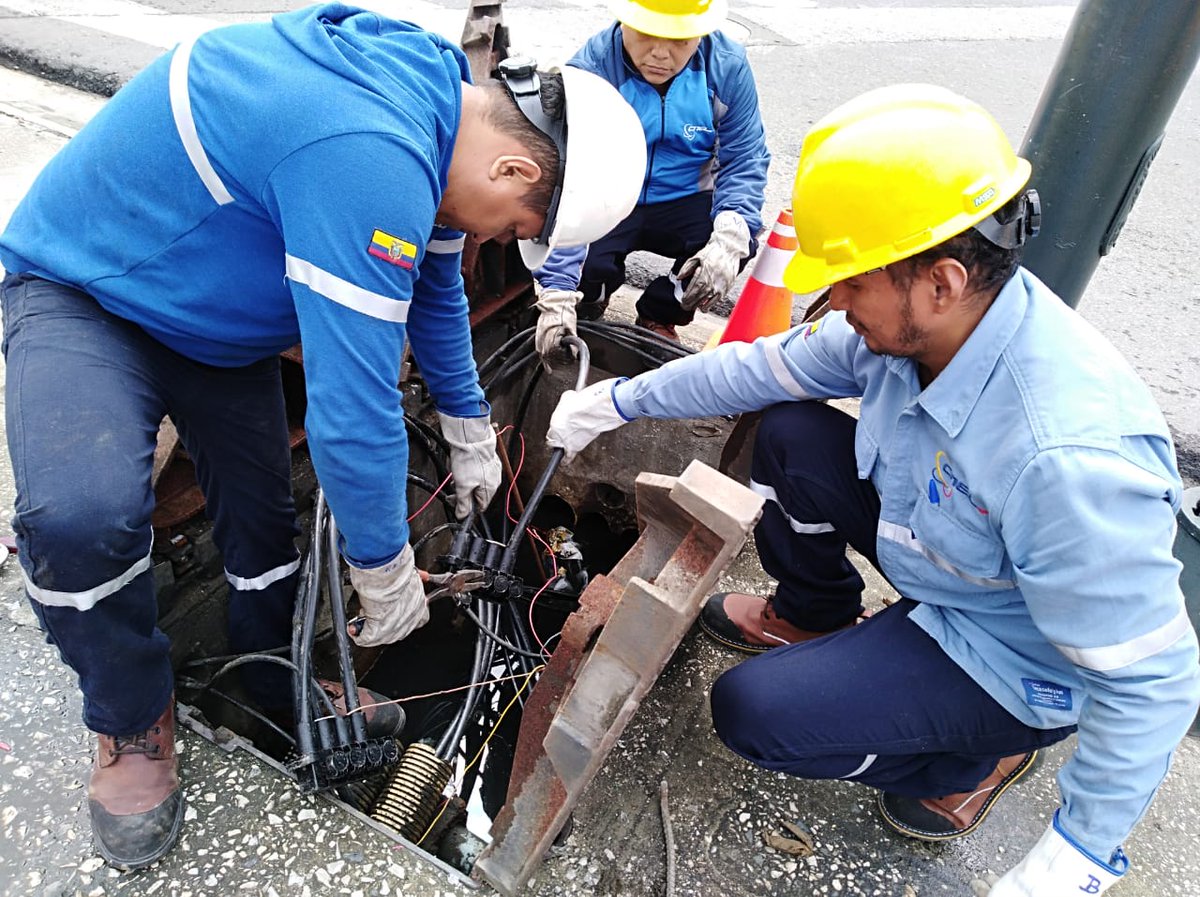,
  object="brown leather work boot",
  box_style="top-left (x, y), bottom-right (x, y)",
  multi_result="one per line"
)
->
top-left (634, 316), bottom-right (680, 342)
top-left (699, 591), bottom-right (854, 654)
top-left (88, 698), bottom-right (185, 870)
top-left (877, 750), bottom-right (1039, 841)
top-left (317, 679), bottom-right (405, 739)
